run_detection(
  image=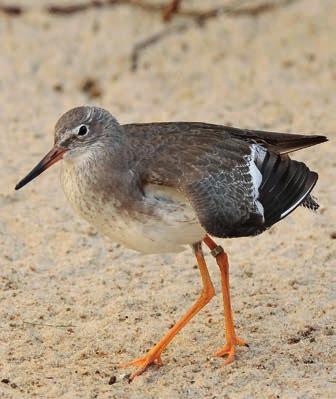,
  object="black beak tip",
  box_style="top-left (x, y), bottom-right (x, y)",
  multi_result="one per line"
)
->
top-left (13, 146), bottom-right (66, 192)
top-left (15, 176), bottom-right (34, 191)
top-left (15, 178), bottom-right (26, 190)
